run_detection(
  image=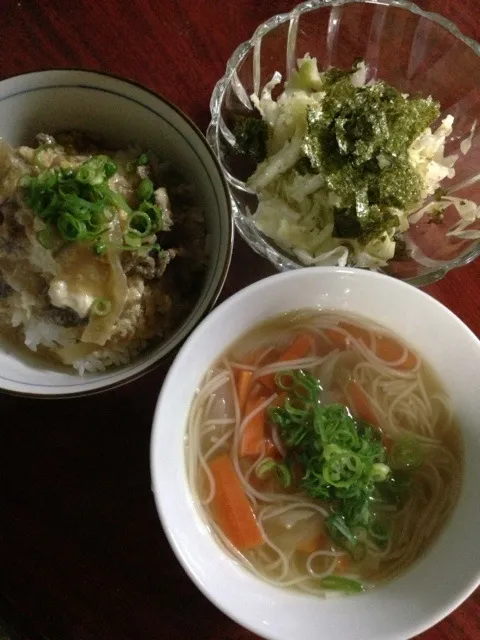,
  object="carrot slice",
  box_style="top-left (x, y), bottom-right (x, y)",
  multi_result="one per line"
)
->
top-left (297, 531), bottom-right (327, 554)
top-left (324, 323), bottom-right (370, 350)
top-left (339, 322), bottom-right (371, 343)
top-left (258, 333), bottom-right (312, 391)
top-left (346, 381), bottom-right (379, 427)
top-left (235, 370), bottom-right (253, 412)
top-left (374, 335), bottom-right (417, 370)
top-left (240, 394), bottom-right (267, 457)
top-left (209, 453), bottom-right (263, 550)
top-left (326, 323), bottom-right (417, 371)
